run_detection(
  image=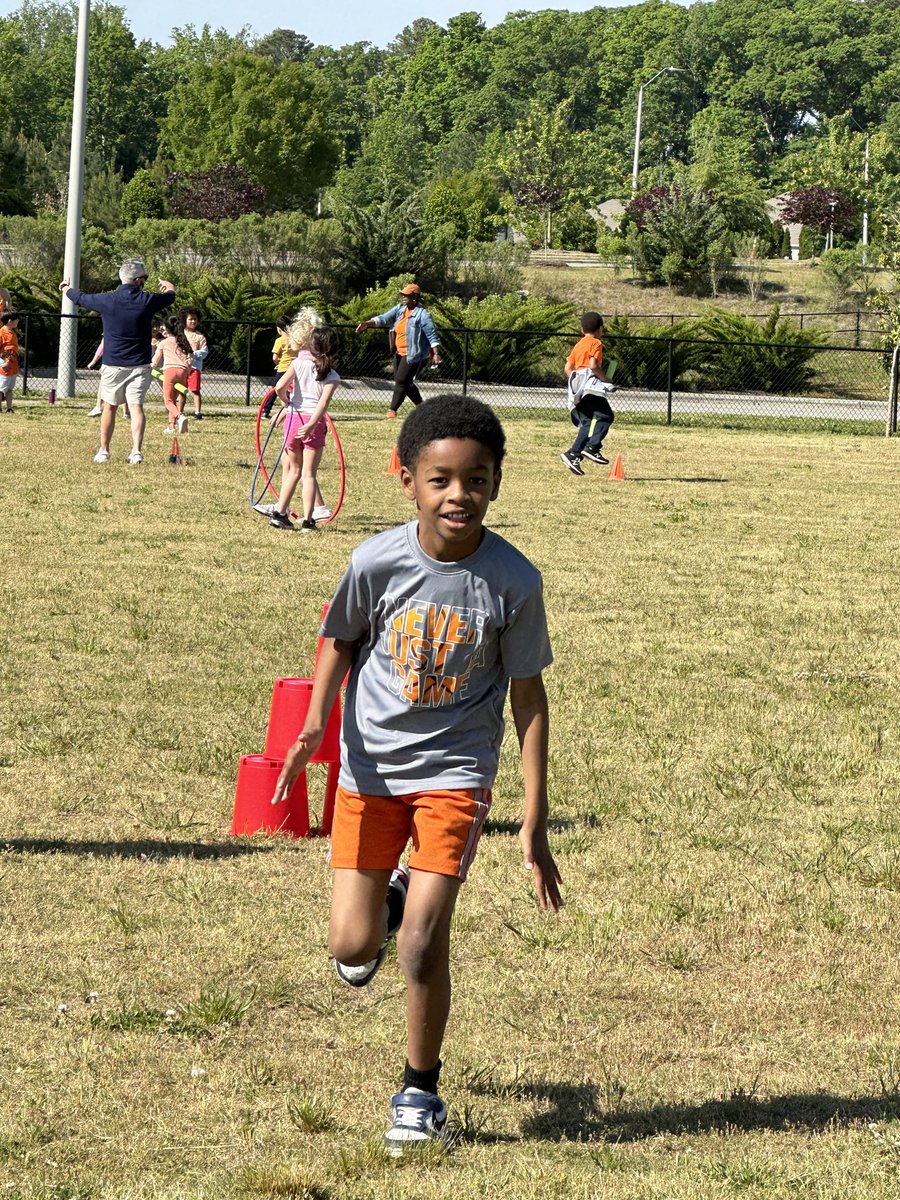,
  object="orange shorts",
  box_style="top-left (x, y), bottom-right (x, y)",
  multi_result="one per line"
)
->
top-left (330, 786), bottom-right (491, 881)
